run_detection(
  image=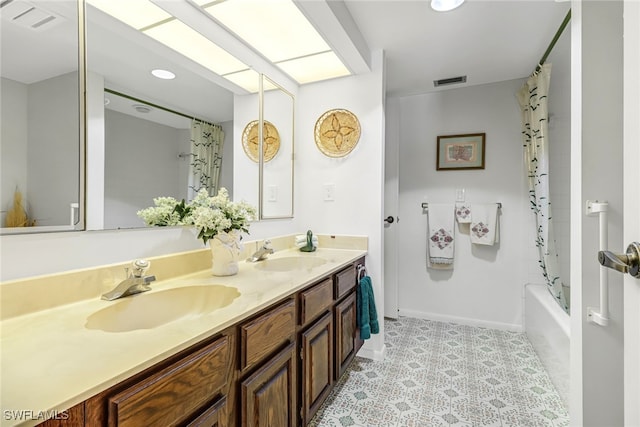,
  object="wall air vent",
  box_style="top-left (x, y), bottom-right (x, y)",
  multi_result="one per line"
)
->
top-left (433, 75), bottom-right (467, 87)
top-left (0, 0), bottom-right (64, 31)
